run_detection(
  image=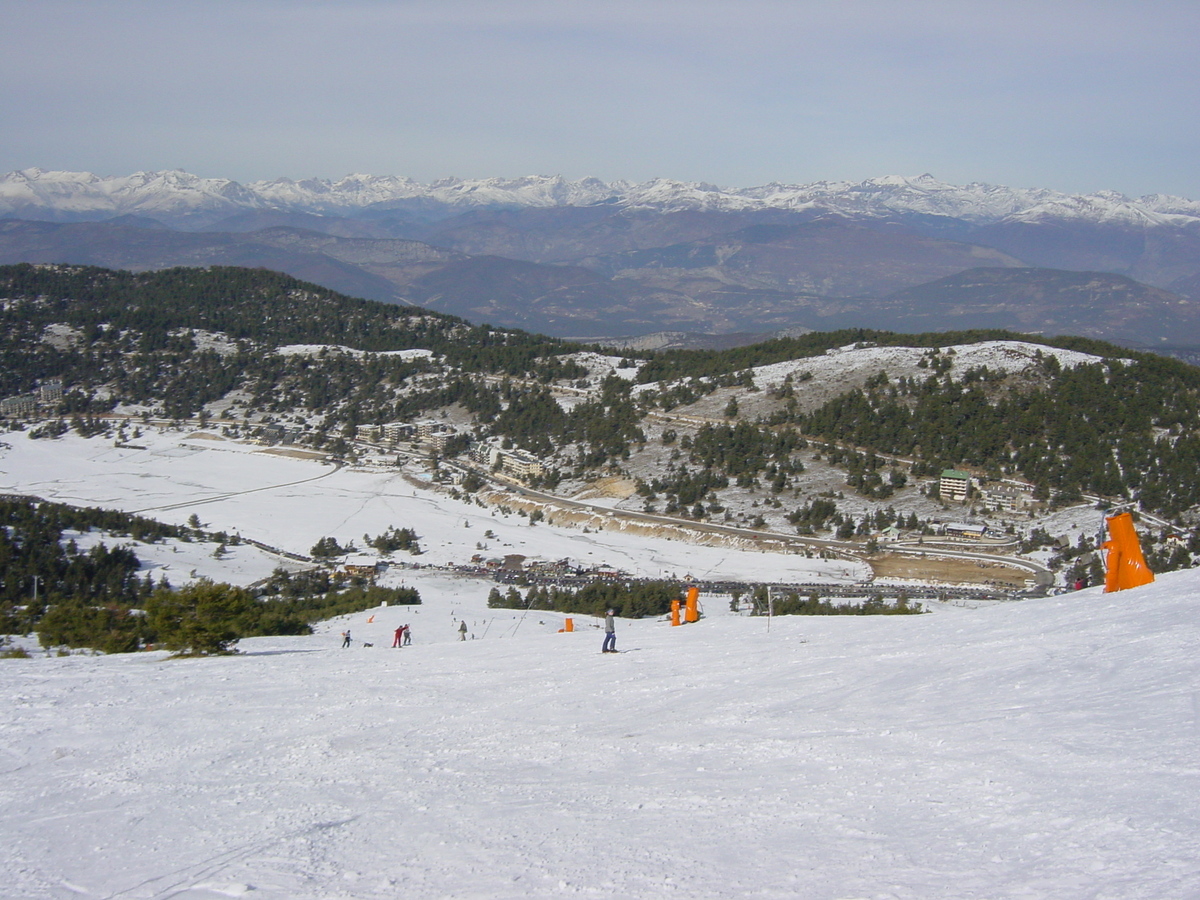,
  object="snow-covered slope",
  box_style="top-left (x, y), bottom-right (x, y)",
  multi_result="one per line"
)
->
top-left (2, 552), bottom-right (1196, 897)
top-left (4, 167), bottom-right (1197, 227)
